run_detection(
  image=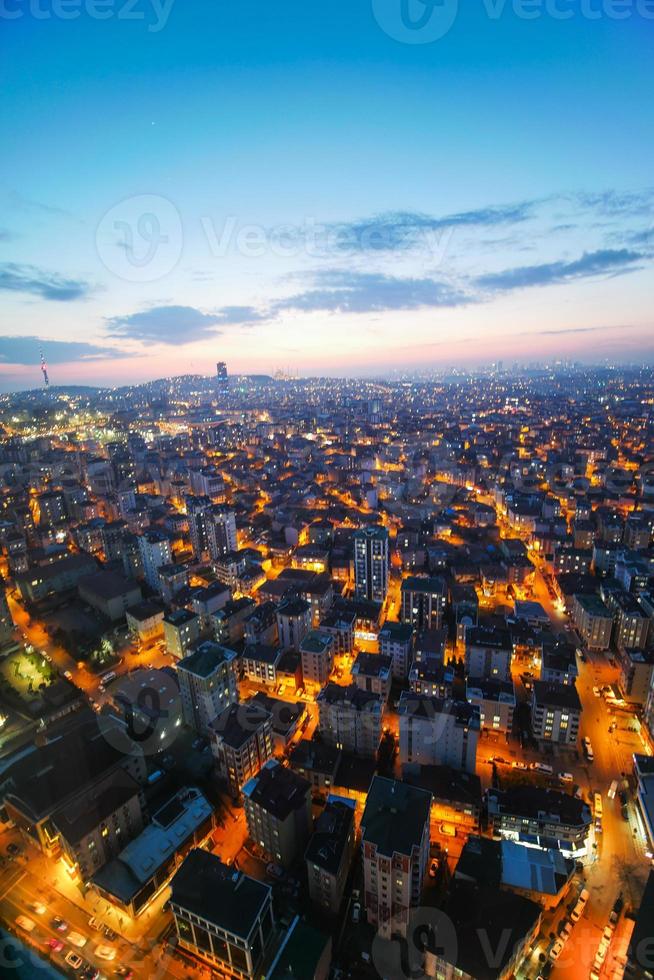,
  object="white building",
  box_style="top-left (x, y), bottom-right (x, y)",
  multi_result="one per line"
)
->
top-left (138, 530), bottom-right (172, 592)
top-left (177, 641), bottom-right (239, 735)
top-left (398, 694), bottom-right (480, 773)
top-left (354, 526), bottom-right (389, 603)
